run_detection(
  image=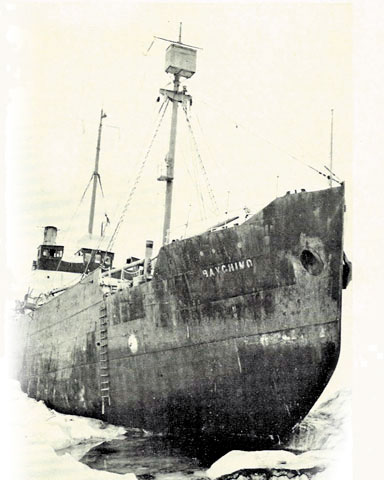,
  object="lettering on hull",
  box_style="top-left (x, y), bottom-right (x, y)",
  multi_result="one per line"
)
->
top-left (202, 258), bottom-right (254, 278)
